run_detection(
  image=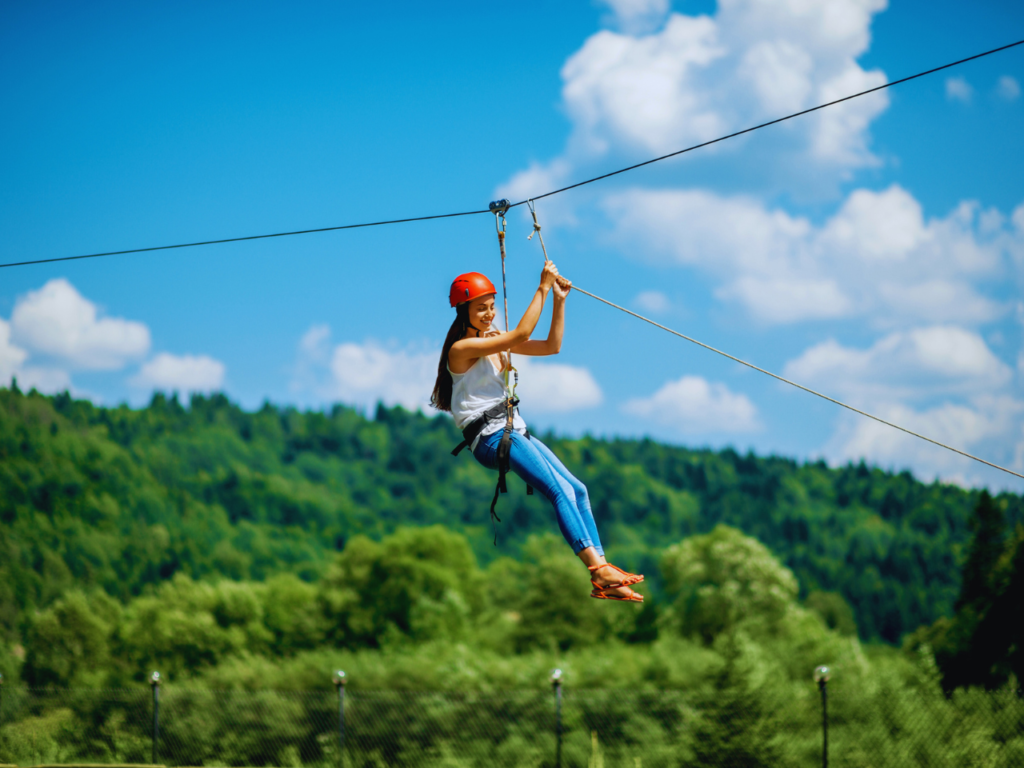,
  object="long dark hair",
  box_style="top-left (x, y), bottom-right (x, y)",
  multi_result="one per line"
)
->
top-left (431, 303), bottom-right (471, 412)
